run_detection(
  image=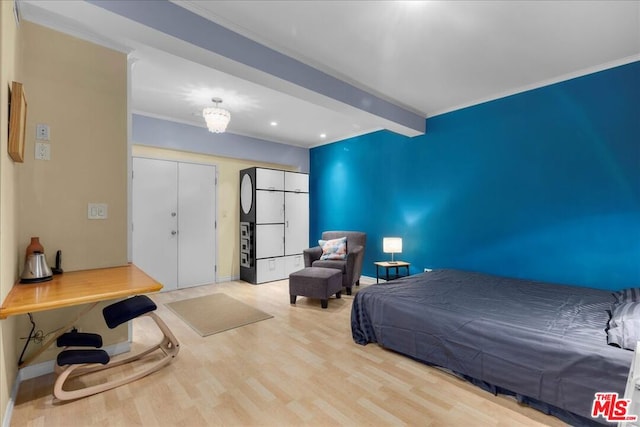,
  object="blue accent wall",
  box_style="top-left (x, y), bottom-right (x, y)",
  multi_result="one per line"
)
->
top-left (310, 61), bottom-right (640, 290)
